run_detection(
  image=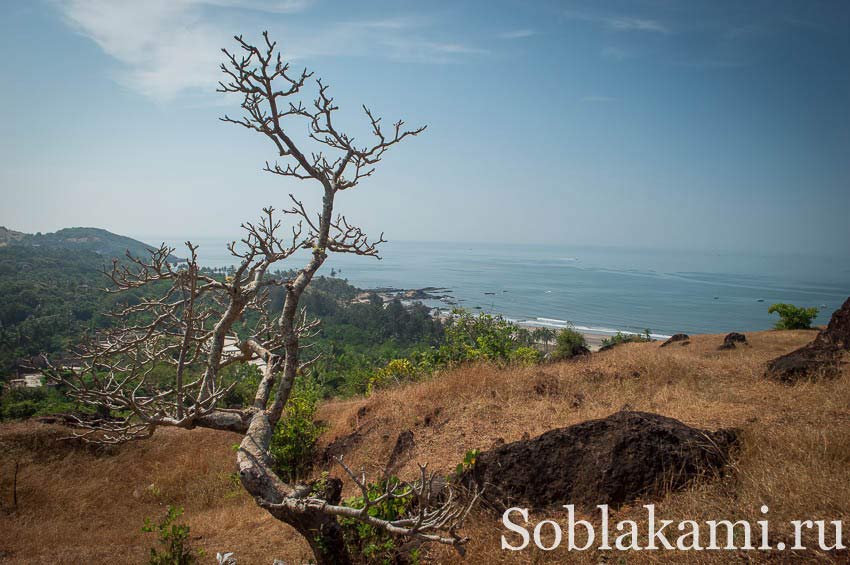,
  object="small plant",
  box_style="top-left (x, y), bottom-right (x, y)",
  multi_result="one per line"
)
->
top-left (340, 476), bottom-right (417, 563)
top-left (269, 377), bottom-right (325, 482)
top-left (768, 303), bottom-right (820, 330)
top-left (453, 449), bottom-right (481, 479)
top-left (551, 326), bottom-right (588, 360)
top-left (142, 505), bottom-right (202, 565)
